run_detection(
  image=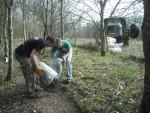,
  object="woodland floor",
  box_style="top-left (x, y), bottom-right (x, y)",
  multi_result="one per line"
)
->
top-left (0, 48), bottom-right (80, 113)
top-left (0, 80), bottom-right (80, 113)
top-left (0, 39), bottom-right (145, 113)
